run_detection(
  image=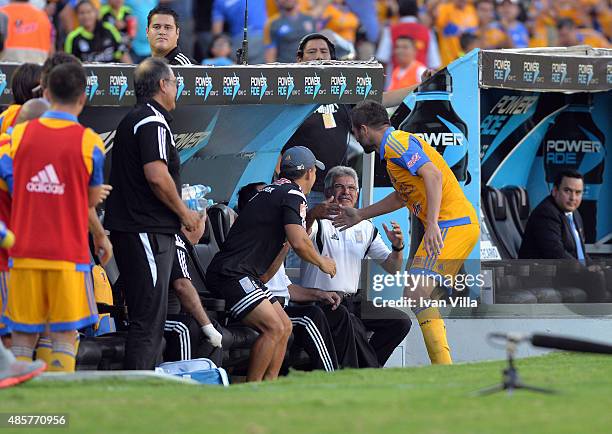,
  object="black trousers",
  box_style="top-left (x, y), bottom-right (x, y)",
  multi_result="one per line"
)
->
top-left (351, 299), bottom-right (412, 367)
top-left (285, 304), bottom-right (339, 372)
top-left (321, 299), bottom-right (412, 368)
top-left (111, 231), bottom-right (175, 370)
top-left (317, 304), bottom-right (363, 369)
